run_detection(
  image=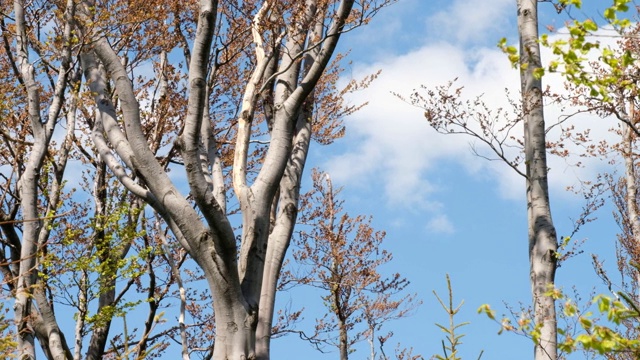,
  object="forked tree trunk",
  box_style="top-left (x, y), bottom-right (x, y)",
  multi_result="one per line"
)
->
top-left (517, 1), bottom-right (558, 359)
top-left (78, 0), bottom-right (359, 358)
